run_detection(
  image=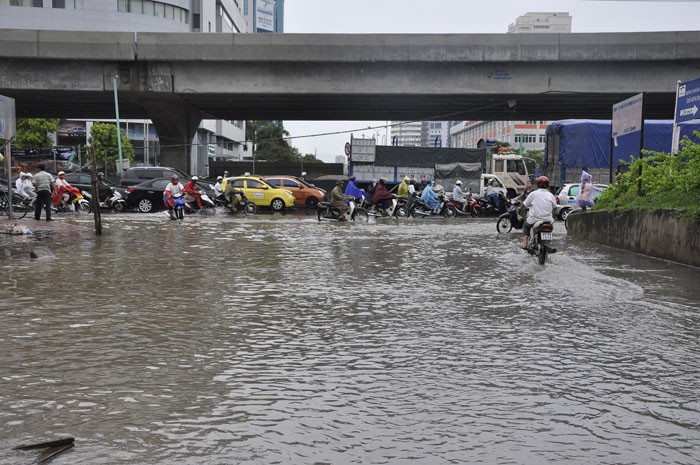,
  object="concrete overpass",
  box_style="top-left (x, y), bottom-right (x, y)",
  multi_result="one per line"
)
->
top-left (1, 28), bottom-right (699, 170)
